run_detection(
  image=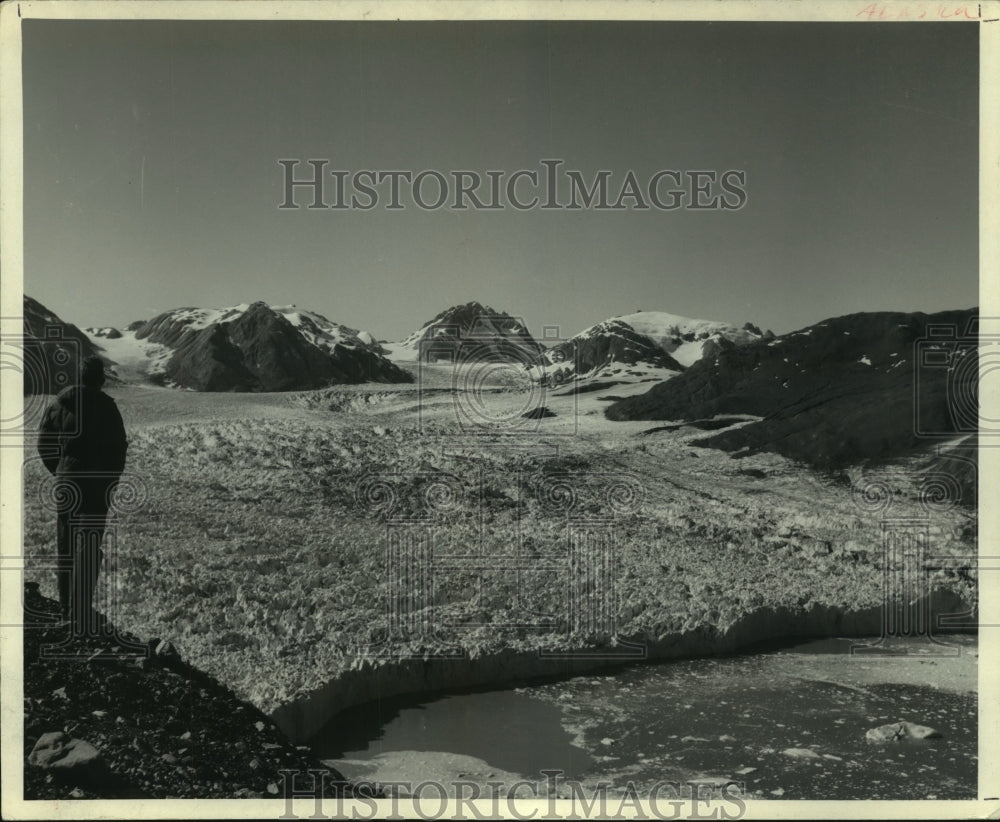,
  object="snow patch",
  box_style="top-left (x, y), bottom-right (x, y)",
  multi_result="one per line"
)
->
top-left (84, 328), bottom-right (173, 379)
top-left (671, 340), bottom-right (709, 368)
top-left (382, 341), bottom-right (421, 363)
